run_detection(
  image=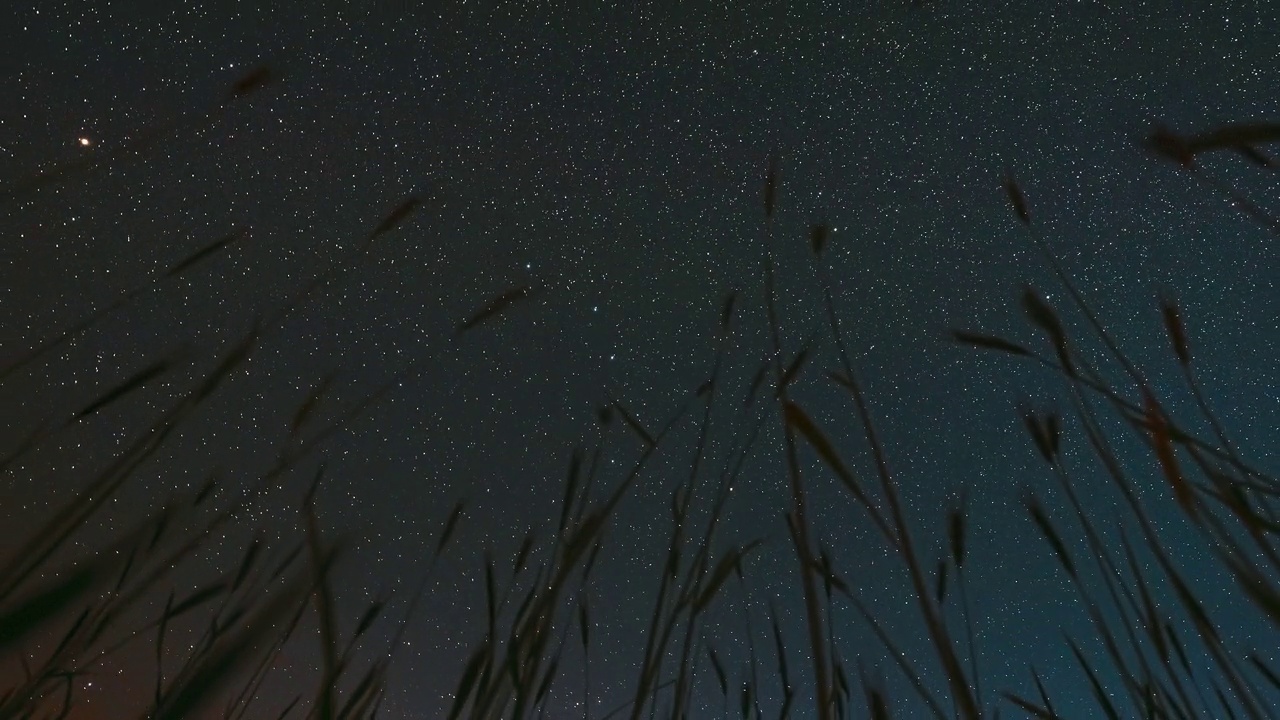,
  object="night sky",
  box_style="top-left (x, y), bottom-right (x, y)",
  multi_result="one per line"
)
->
top-left (2, 1), bottom-right (1278, 718)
